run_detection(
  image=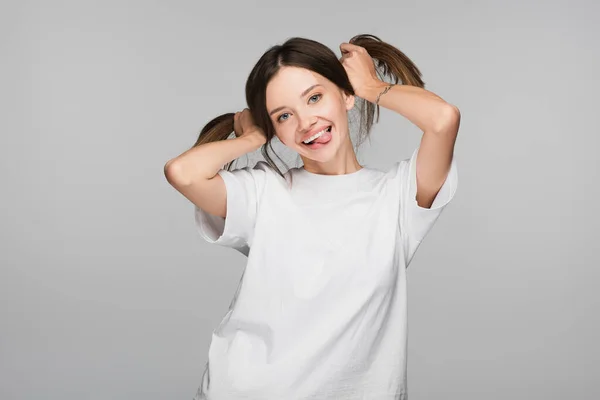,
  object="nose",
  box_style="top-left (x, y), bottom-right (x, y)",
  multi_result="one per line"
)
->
top-left (298, 111), bottom-right (318, 133)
